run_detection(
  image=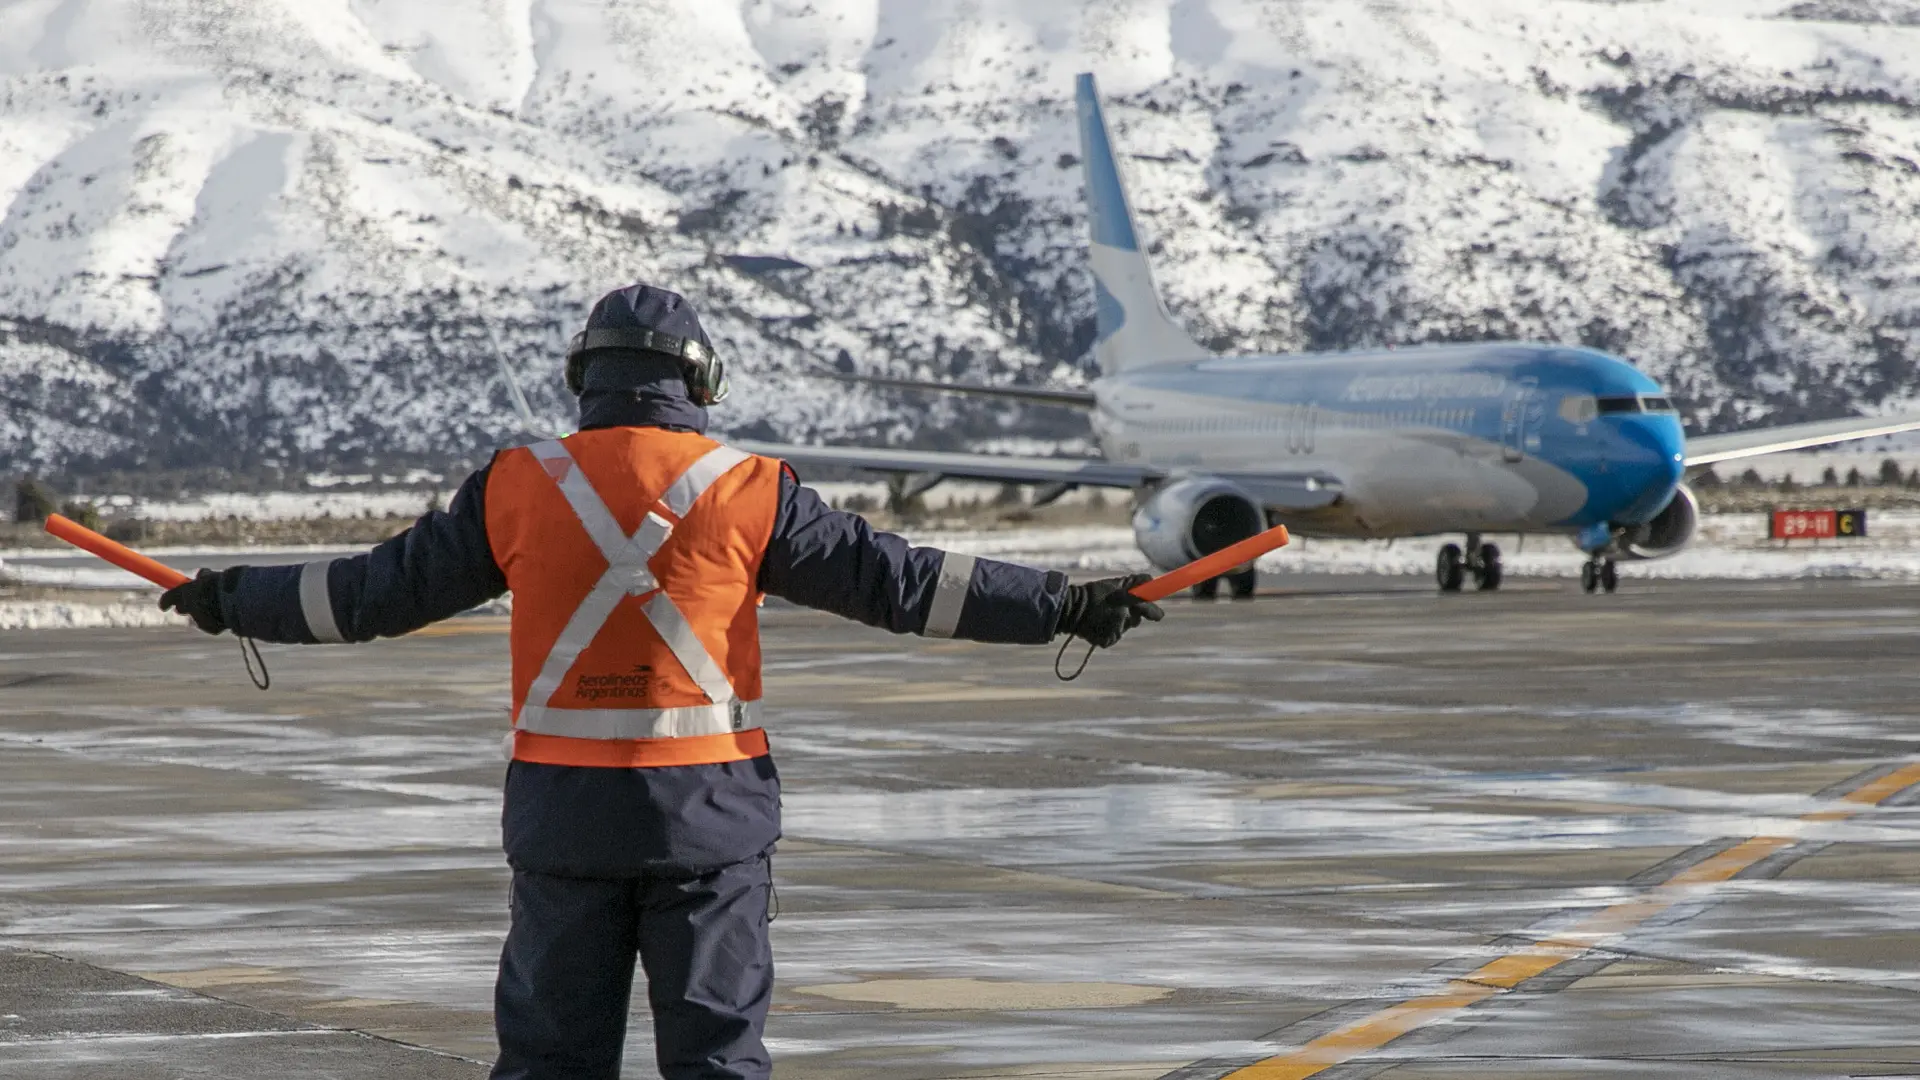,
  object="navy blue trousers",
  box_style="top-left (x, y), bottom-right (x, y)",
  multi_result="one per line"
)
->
top-left (490, 856), bottom-right (773, 1080)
